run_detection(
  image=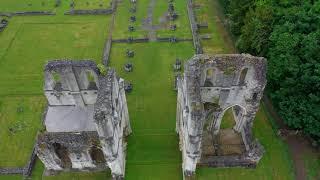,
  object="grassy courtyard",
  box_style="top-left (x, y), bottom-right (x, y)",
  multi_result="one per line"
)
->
top-left (0, 6), bottom-right (110, 173)
top-left (0, 15), bottom-right (110, 96)
top-left (0, 0), bottom-right (297, 179)
top-left (110, 42), bottom-right (193, 180)
top-left (72, 0), bottom-right (112, 10)
top-left (112, 0), bottom-right (191, 39)
top-left (0, 96), bottom-right (45, 167)
top-left (0, 0), bottom-right (56, 12)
